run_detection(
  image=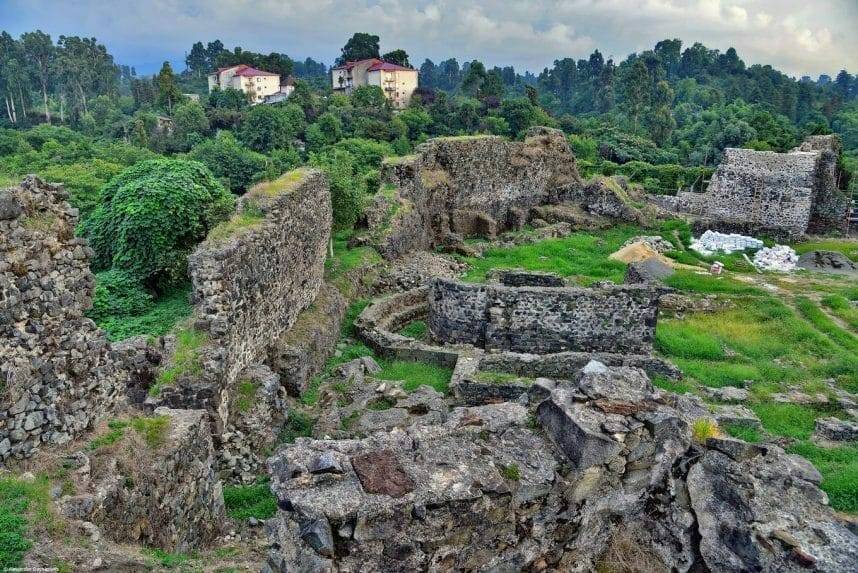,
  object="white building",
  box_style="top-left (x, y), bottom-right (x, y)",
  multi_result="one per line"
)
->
top-left (331, 58), bottom-right (418, 109)
top-left (207, 64), bottom-right (283, 104)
